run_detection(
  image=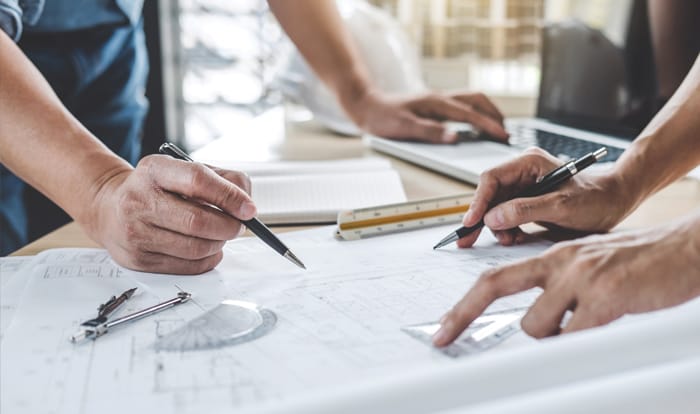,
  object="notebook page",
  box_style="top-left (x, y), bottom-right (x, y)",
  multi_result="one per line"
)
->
top-left (252, 170), bottom-right (406, 224)
top-left (200, 158), bottom-right (394, 177)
